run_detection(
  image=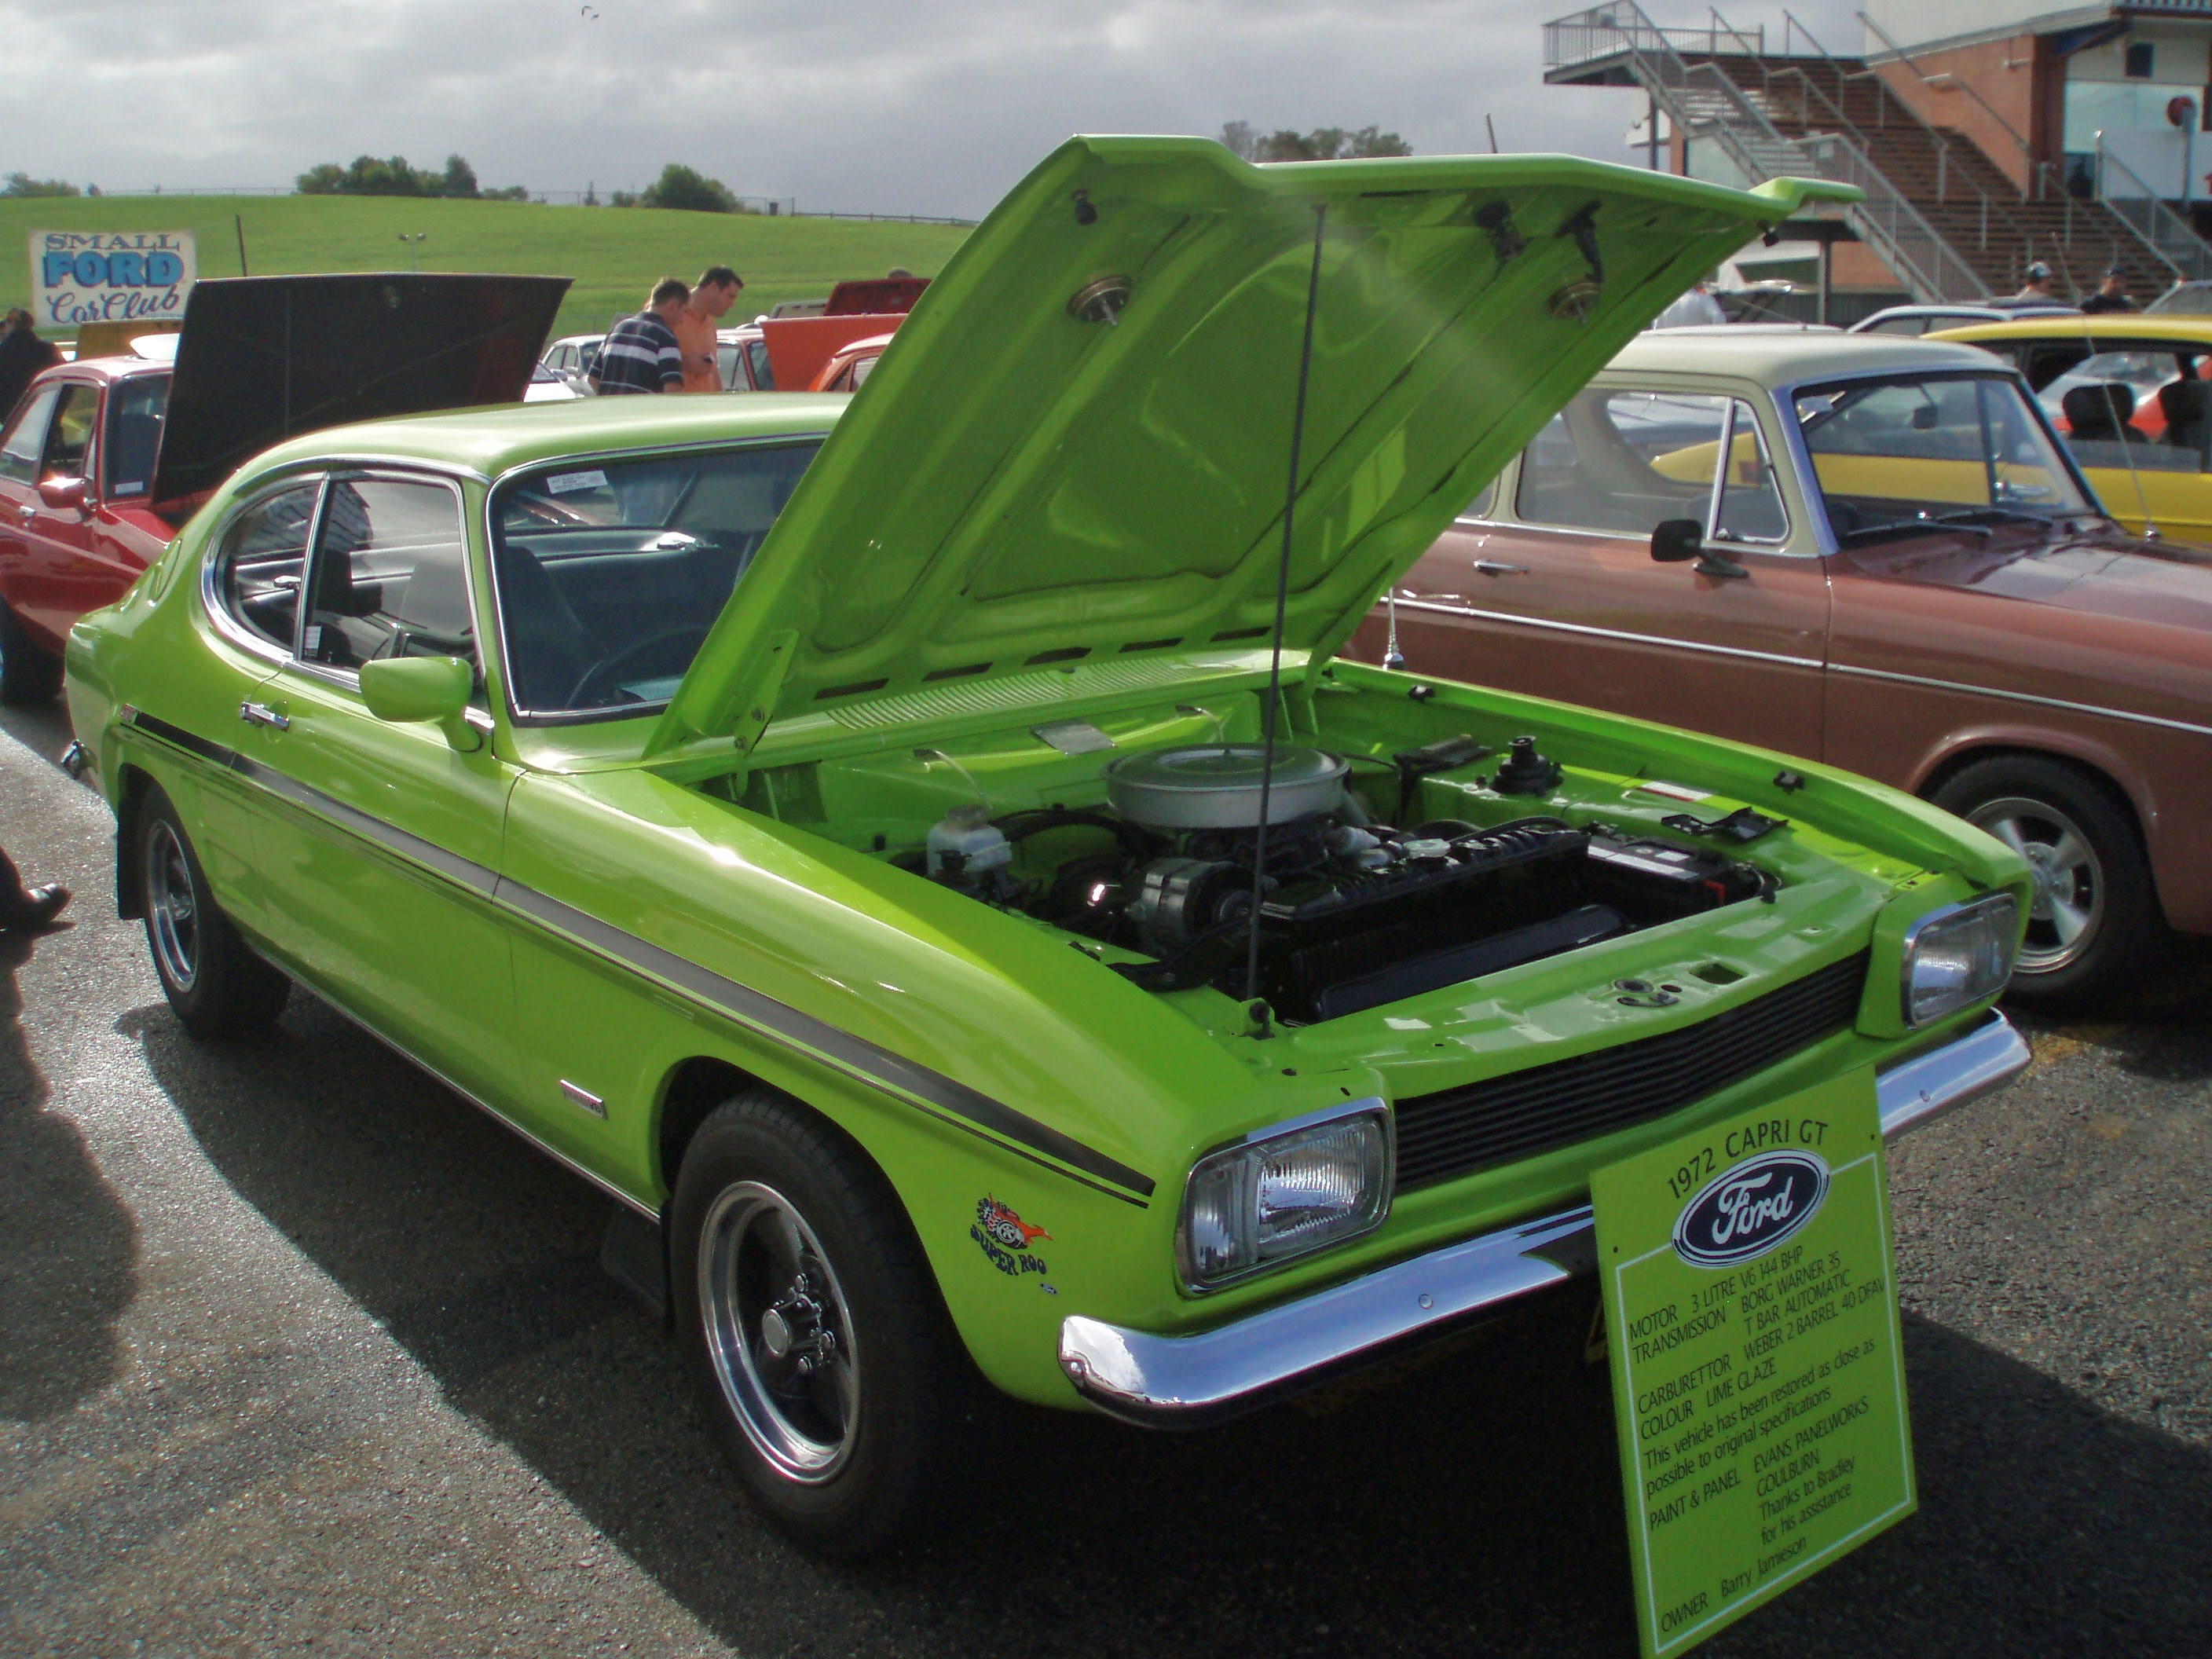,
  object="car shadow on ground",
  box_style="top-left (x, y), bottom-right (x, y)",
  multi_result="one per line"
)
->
top-left (0, 926), bottom-right (140, 1420)
top-left (123, 989), bottom-right (2212, 1659)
